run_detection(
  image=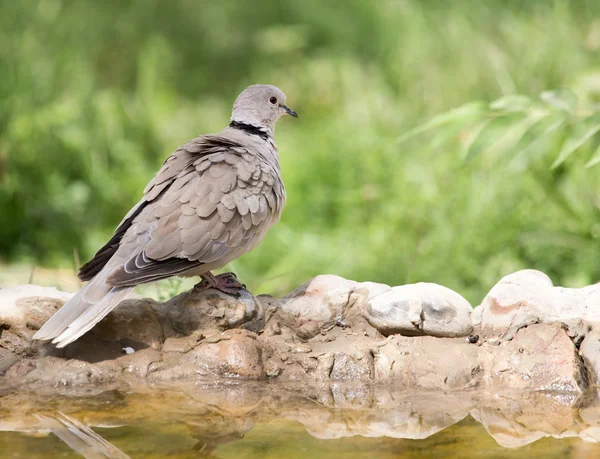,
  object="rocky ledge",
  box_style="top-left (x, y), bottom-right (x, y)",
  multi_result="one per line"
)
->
top-left (0, 269), bottom-right (599, 393)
